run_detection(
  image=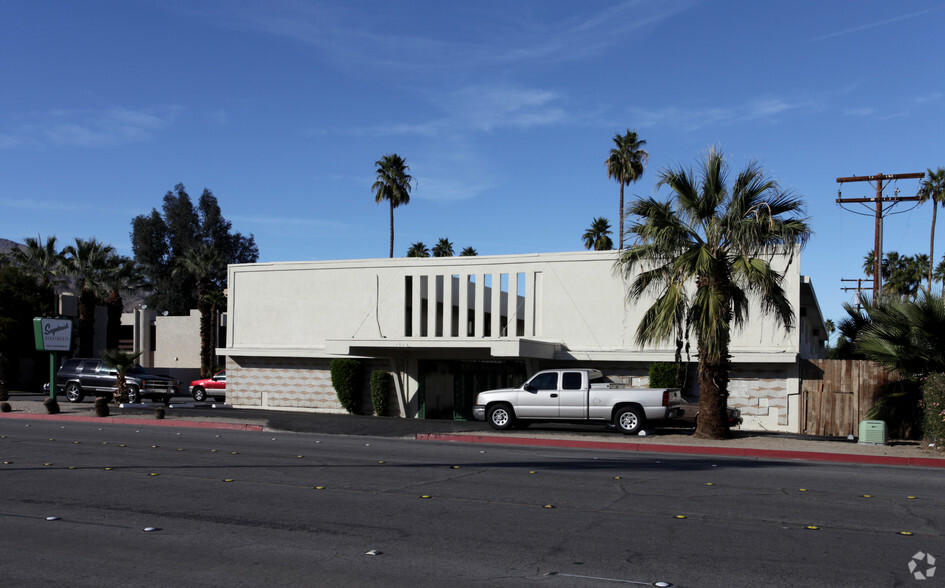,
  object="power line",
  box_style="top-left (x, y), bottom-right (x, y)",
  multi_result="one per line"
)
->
top-left (835, 172), bottom-right (924, 300)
